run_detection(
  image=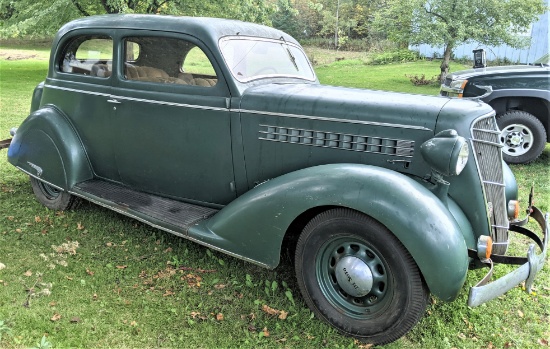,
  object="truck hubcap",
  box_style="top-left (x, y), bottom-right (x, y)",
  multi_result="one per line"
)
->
top-left (500, 124), bottom-right (533, 156)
